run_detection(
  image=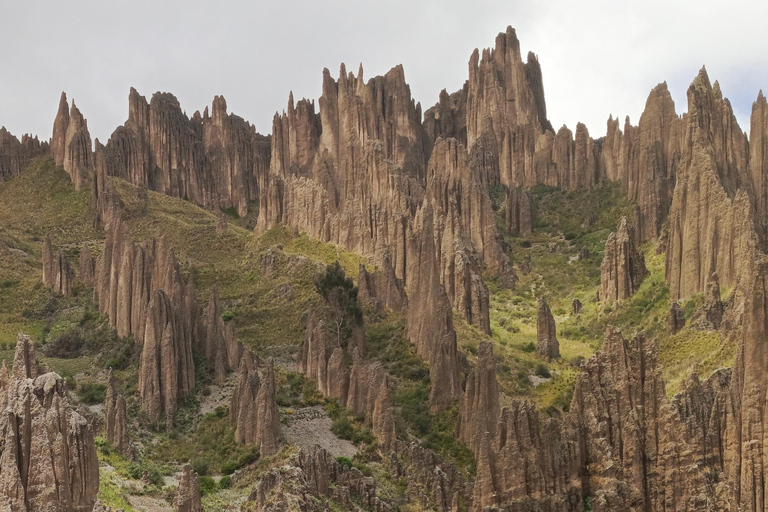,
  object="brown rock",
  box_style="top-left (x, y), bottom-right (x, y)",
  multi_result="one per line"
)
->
top-left (0, 128), bottom-right (47, 180)
top-left (232, 358), bottom-right (281, 456)
top-left (42, 236), bottom-right (74, 296)
top-left (101, 88), bottom-right (269, 217)
top-left (572, 298), bottom-right (582, 315)
top-left (358, 256), bottom-right (407, 313)
top-left (506, 186), bottom-right (534, 236)
top-left (0, 333), bottom-right (99, 511)
top-left (457, 341), bottom-right (500, 456)
top-left (601, 217), bottom-right (647, 302)
top-left (175, 463), bottom-right (202, 512)
top-left (52, 92), bottom-right (93, 190)
top-left (536, 298), bottom-right (559, 360)
top-left (78, 245), bottom-right (96, 286)
top-left (204, 286), bottom-right (231, 384)
top-left (669, 301), bottom-right (686, 333)
top-left (703, 272), bottom-right (724, 330)
top-left (138, 289), bottom-right (195, 429)
top-left (105, 370), bottom-right (134, 460)
top-left (406, 206), bottom-right (461, 411)
top-left (299, 309), bottom-right (348, 402)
